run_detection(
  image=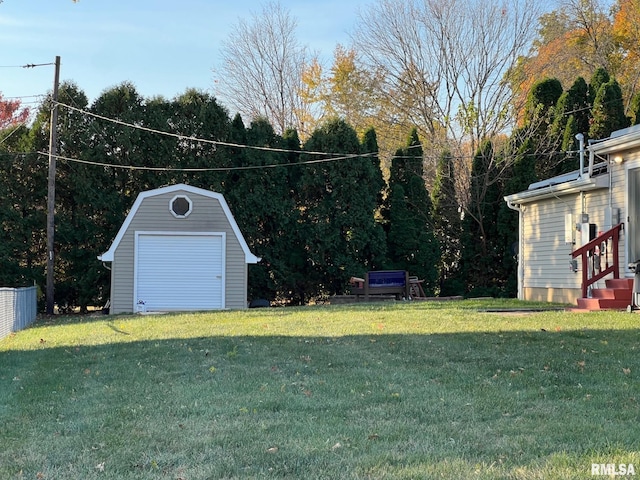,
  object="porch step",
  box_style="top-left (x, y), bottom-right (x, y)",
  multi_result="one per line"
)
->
top-left (576, 297), bottom-right (631, 310)
top-left (575, 278), bottom-right (635, 311)
top-left (591, 288), bottom-right (632, 300)
top-left (604, 278), bottom-right (634, 290)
